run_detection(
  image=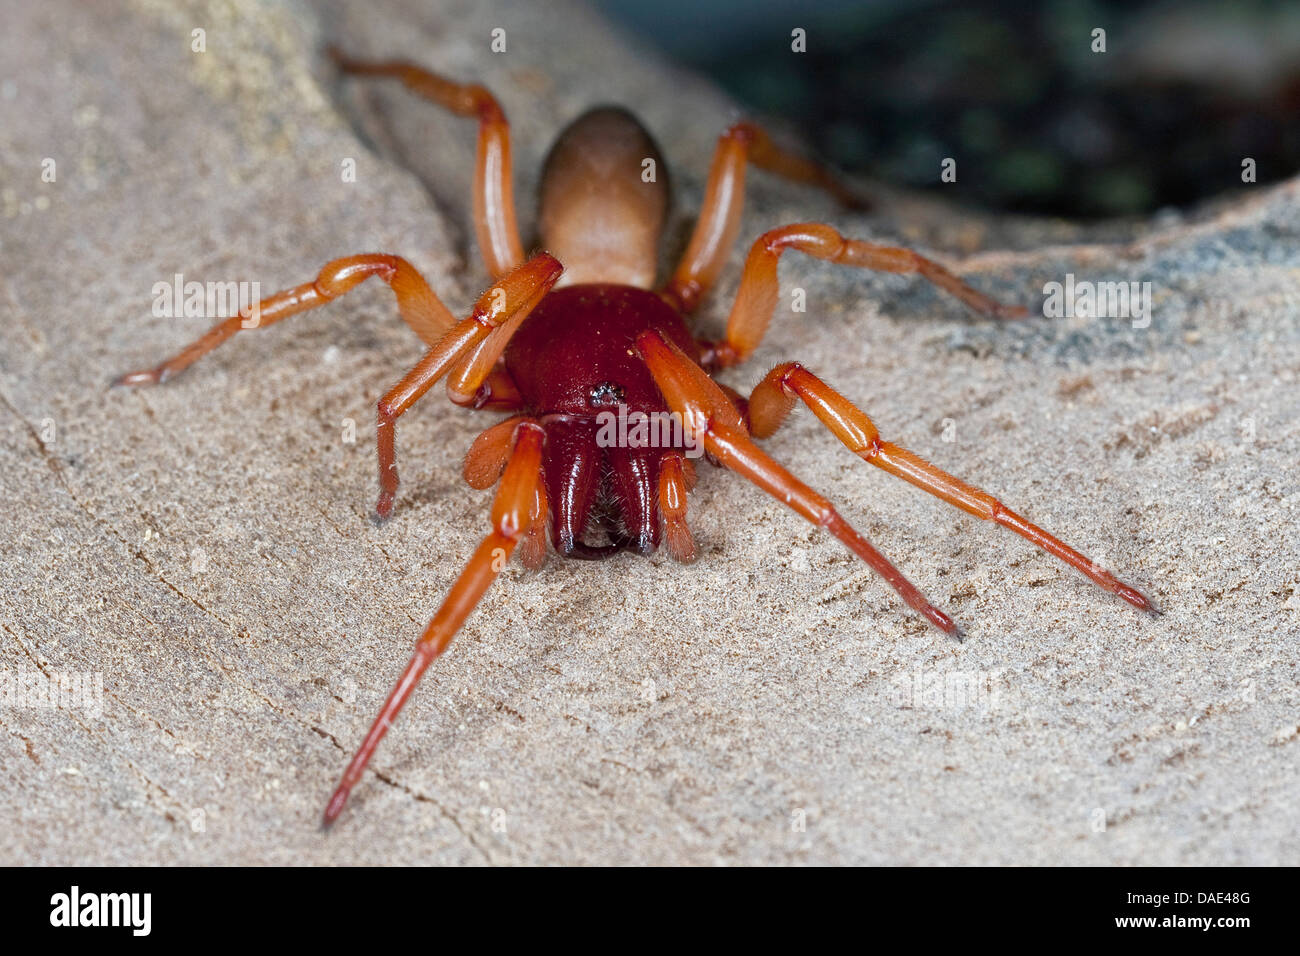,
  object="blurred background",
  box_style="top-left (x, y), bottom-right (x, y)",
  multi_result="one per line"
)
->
top-left (596, 0), bottom-right (1300, 218)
